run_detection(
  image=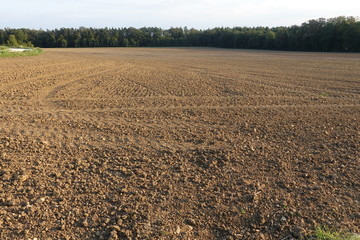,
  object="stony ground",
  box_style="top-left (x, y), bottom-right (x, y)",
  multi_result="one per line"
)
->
top-left (0, 48), bottom-right (359, 239)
